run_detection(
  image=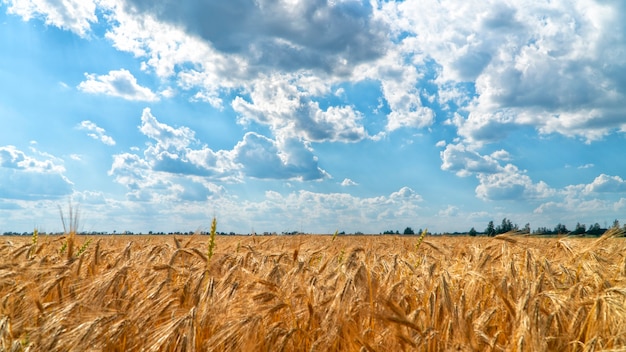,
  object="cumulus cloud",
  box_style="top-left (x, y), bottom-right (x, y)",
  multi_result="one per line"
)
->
top-left (440, 143), bottom-right (500, 177)
top-left (0, 145), bottom-right (65, 173)
top-left (77, 69), bottom-right (159, 101)
top-left (8, 0), bottom-right (626, 221)
top-left (475, 164), bottom-right (553, 201)
top-left (341, 178), bottom-right (358, 186)
top-left (490, 149), bottom-right (511, 161)
top-left (120, 0), bottom-right (388, 74)
top-left (4, 0), bottom-right (97, 37)
top-left (533, 182), bottom-right (626, 221)
top-left (438, 141), bottom-right (555, 202)
top-left (232, 75), bottom-right (368, 143)
top-left (108, 150), bottom-right (224, 202)
top-left (137, 108), bottom-right (237, 178)
top-left (233, 133), bottom-right (329, 181)
top-left (77, 121), bottom-right (116, 146)
top-left (94, 0), bottom-right (432, 141)
top-left (384, 0), bottom-right (626, 143)
top-left (389, 186), bottom-right (422, 201)
top-left (0, 145), bottom-right (73, 200)
top-left (375, 57), bottom-right (435, 131)
top-left (584, 174), bottom-right (626, 194)
top-left (108, 109), bottom-right (330, 201)
top-left (8, 0), bottom-right (626, 145)
top-left (527, 172), bottom-right (626, 228)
